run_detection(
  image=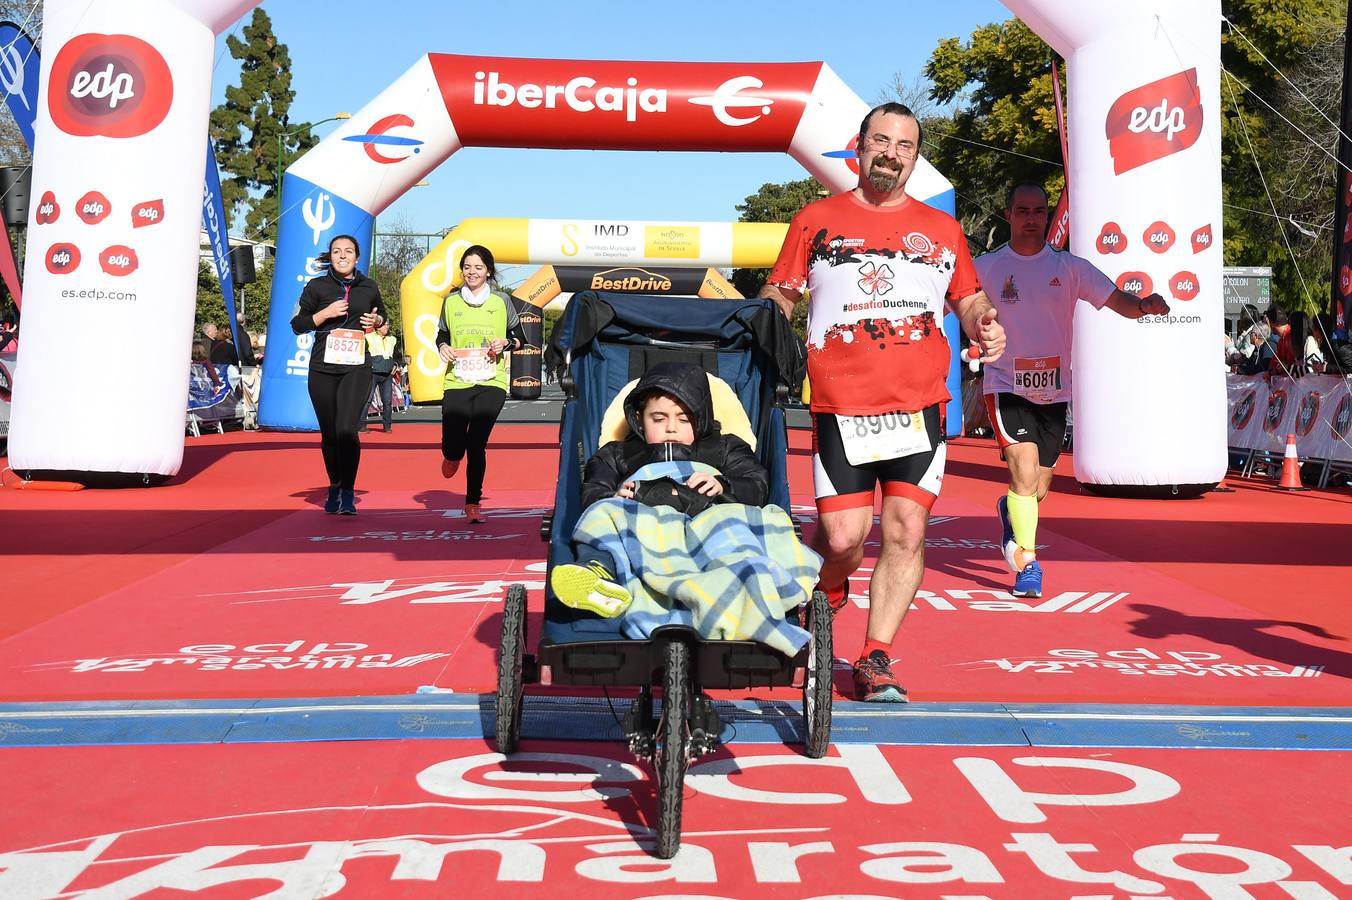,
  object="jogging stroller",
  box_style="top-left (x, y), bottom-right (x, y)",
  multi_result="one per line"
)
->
top-left (494, 290), bottom-right (833, 859)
